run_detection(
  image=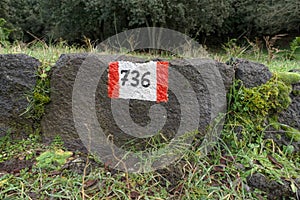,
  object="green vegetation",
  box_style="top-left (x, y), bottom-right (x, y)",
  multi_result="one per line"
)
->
top-left (1, 41), bottom-right (86, 124)
top-left (0, 0), bottom-right (299, 43)
top-left (0, 38), bottom-right (299, 199)
top-left (20, 63), bottom-right (51, 122)
top-left (289, 37), bottom-right (300, 60)
top-left (278, 72), bottom-right (300, 85)
top-left (281, 125), bottom-right (300, 142)
top-left (36, 149), bottom-right (73, 170)
top-left (0, 18), bottom-right (11, 45)
top-left (228, 74), bottom-right (291, 124)
top-left (0, 0), bottom-right (299, 197)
